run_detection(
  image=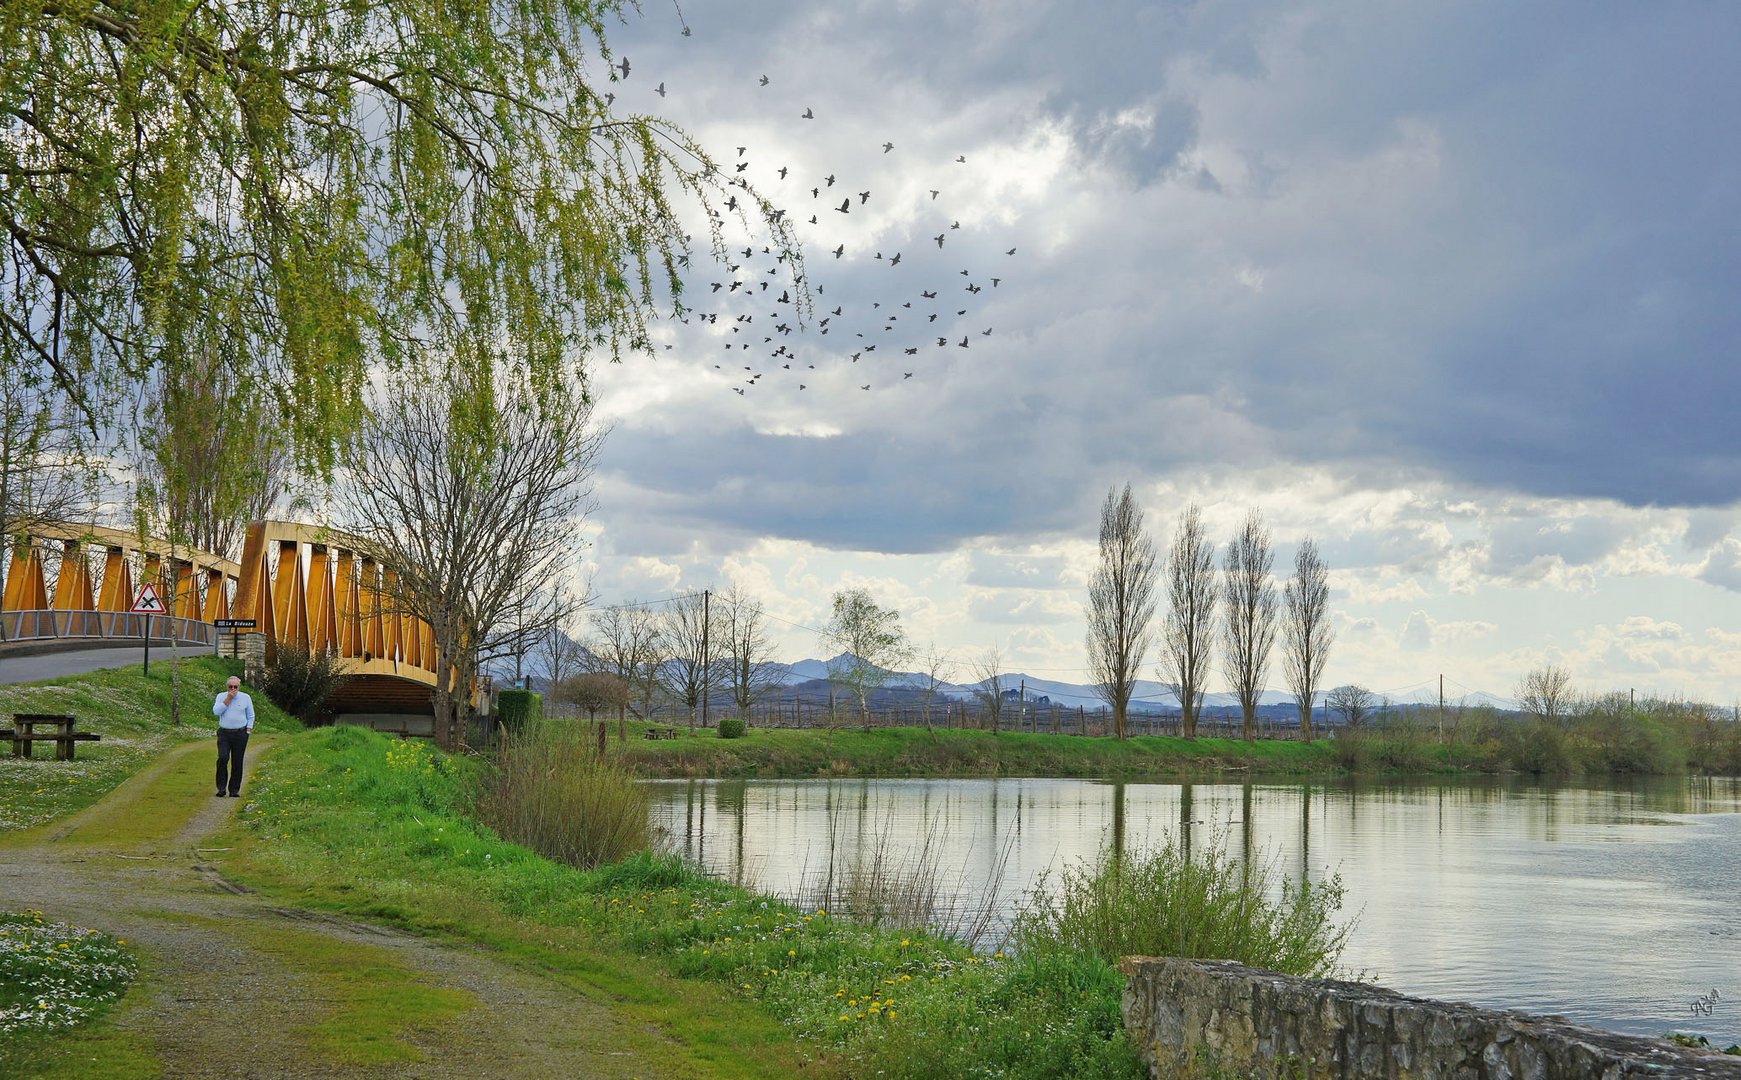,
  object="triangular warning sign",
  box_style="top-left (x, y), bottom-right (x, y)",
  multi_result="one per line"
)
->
top-left (131, 582), bottom-right (166, 615)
